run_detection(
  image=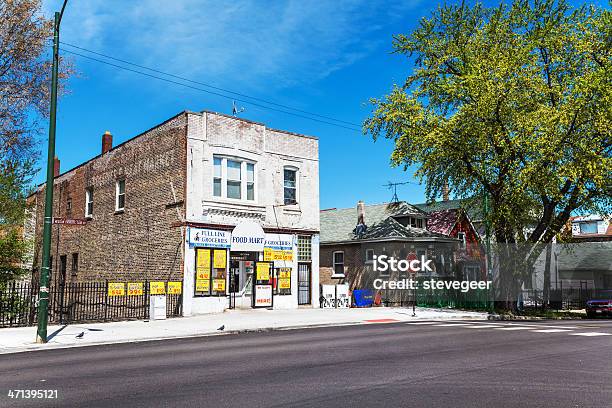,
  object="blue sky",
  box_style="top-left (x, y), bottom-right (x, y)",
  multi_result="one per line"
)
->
top-left (36, 0), bottom-right (603, 210)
